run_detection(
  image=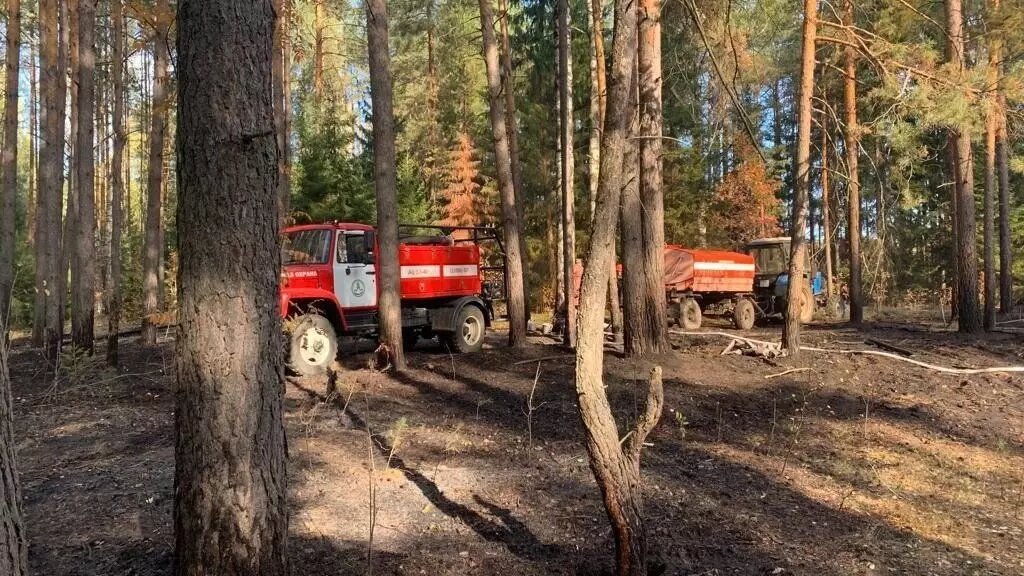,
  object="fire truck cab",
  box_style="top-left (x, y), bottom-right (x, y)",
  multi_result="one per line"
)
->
top-left (281, 222), bottom-right (495, 375)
